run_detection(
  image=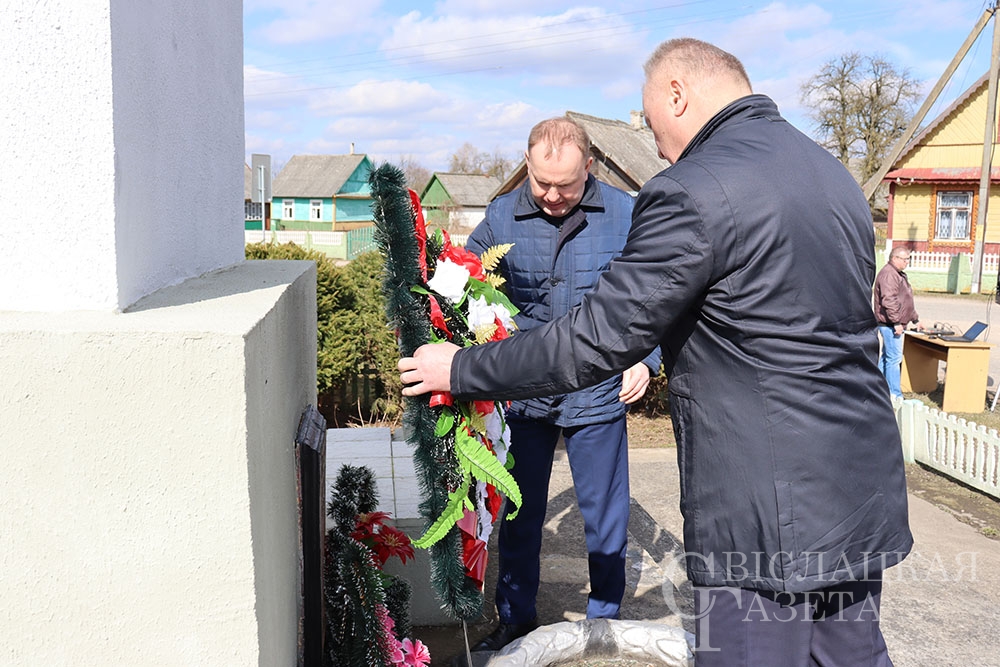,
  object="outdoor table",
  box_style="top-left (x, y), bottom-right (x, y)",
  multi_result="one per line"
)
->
top-left (900, 332), bottom-right (993, 413)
